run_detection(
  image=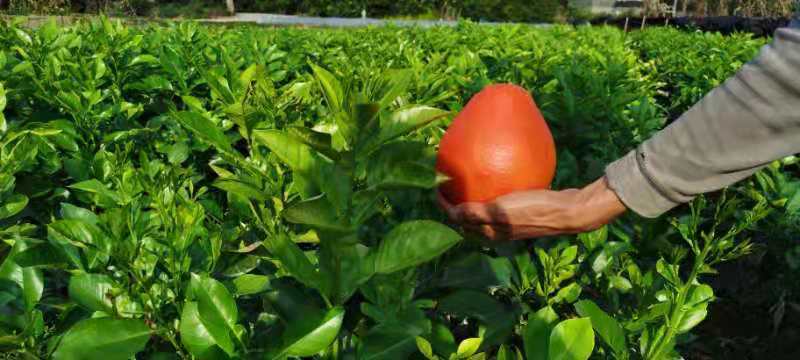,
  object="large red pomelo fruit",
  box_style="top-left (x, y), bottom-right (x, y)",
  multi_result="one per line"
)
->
top-left (436, 84), bottom-right (556, 204)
